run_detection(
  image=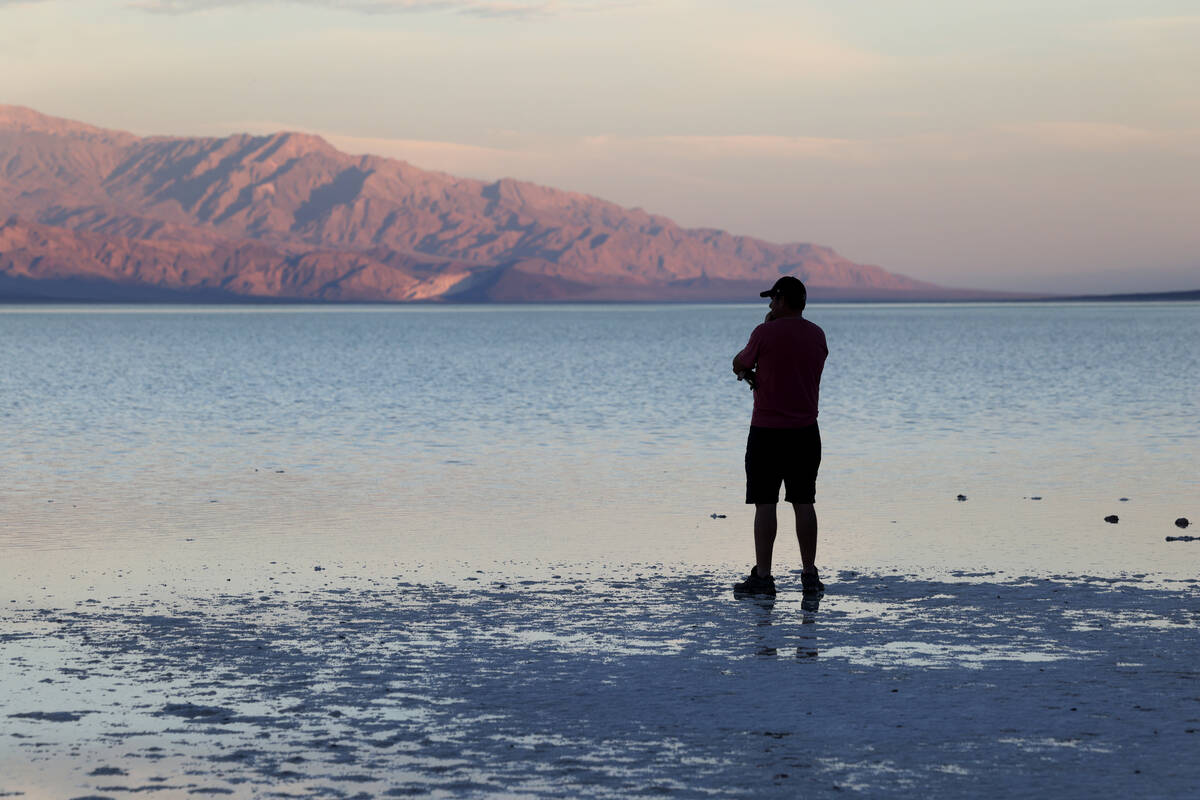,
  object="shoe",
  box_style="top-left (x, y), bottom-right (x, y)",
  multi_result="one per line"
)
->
top-left (800, 568), bottom-right (824, 594)
top-left (734, 565), bottom-right (776, 596)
